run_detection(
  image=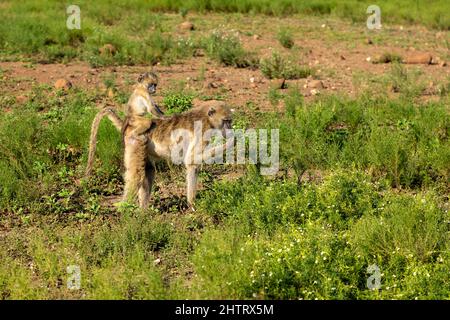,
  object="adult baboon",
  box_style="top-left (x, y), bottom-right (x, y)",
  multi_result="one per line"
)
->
top-left (122, 101), bottom-right (233, 208)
